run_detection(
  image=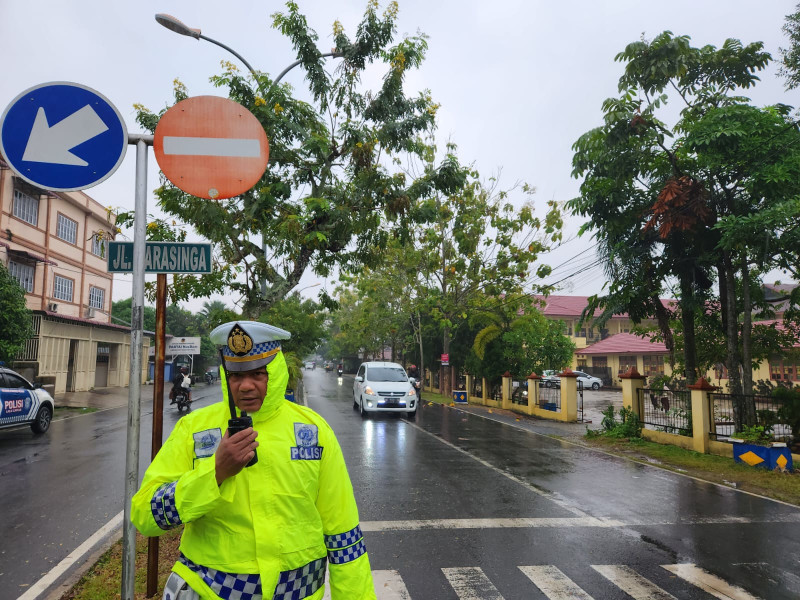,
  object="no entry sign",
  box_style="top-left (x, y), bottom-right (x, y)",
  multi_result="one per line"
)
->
top-left (154, 96), bottom-right (269, 199)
